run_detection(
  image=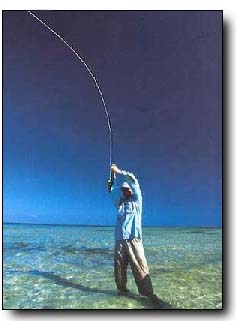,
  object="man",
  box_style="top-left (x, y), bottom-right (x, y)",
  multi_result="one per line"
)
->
top-left (108, 164), bottom-right (159, 303)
